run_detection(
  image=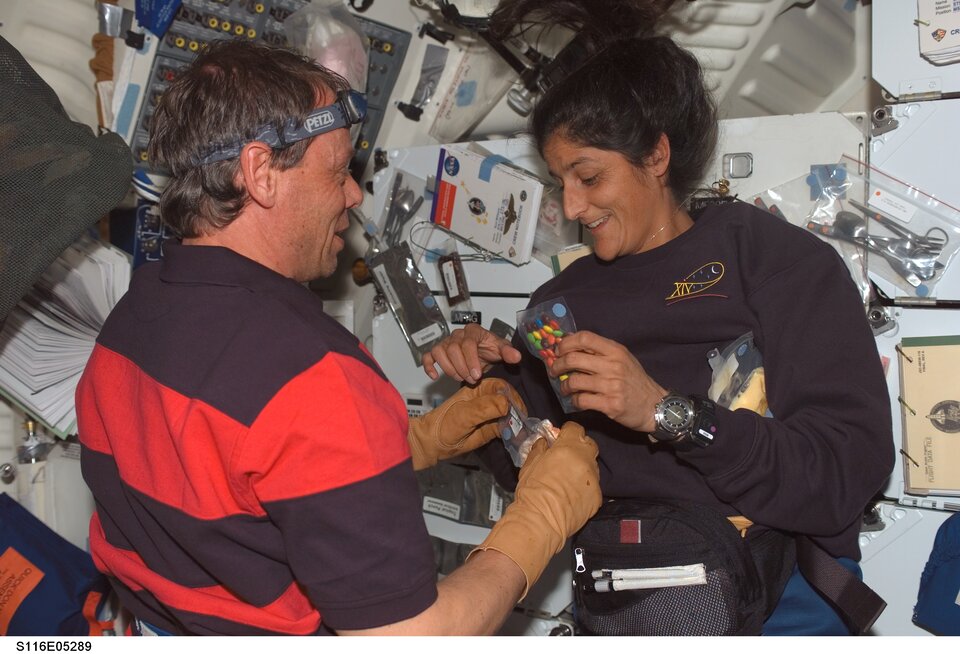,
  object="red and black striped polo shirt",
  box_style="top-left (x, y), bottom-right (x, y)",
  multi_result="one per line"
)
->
top-left (77, 242), bottom-right (437, 635)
